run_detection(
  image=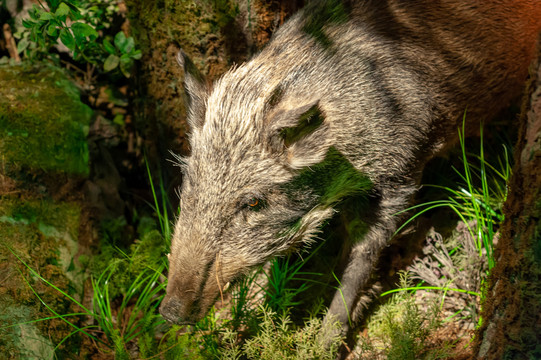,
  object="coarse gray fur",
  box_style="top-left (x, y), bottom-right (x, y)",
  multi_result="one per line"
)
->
top-left (160, 0), bottom-right (541, 341)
